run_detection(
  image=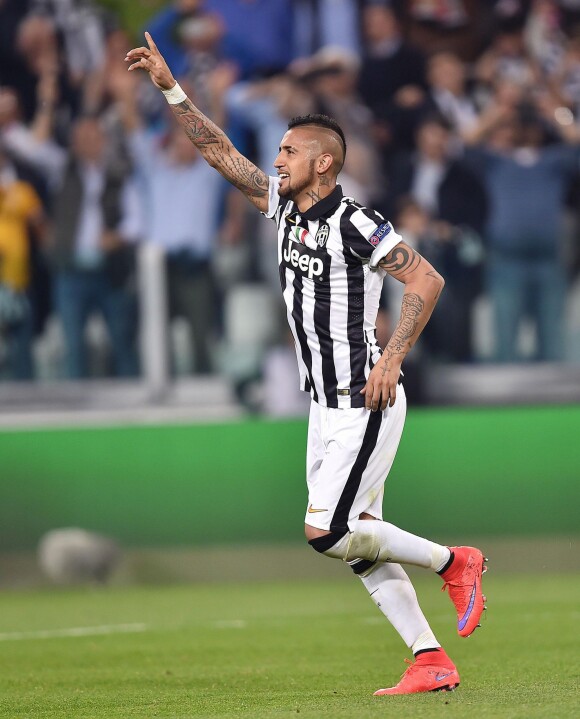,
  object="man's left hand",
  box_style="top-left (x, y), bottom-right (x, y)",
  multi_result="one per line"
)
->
top-left (360, 352), bottom-right (402, 411)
